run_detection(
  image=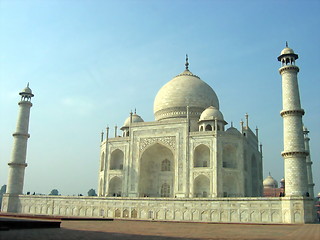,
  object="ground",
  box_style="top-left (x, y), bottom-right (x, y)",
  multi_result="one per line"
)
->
top-left (0, 217), bottom-right (319, 240)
